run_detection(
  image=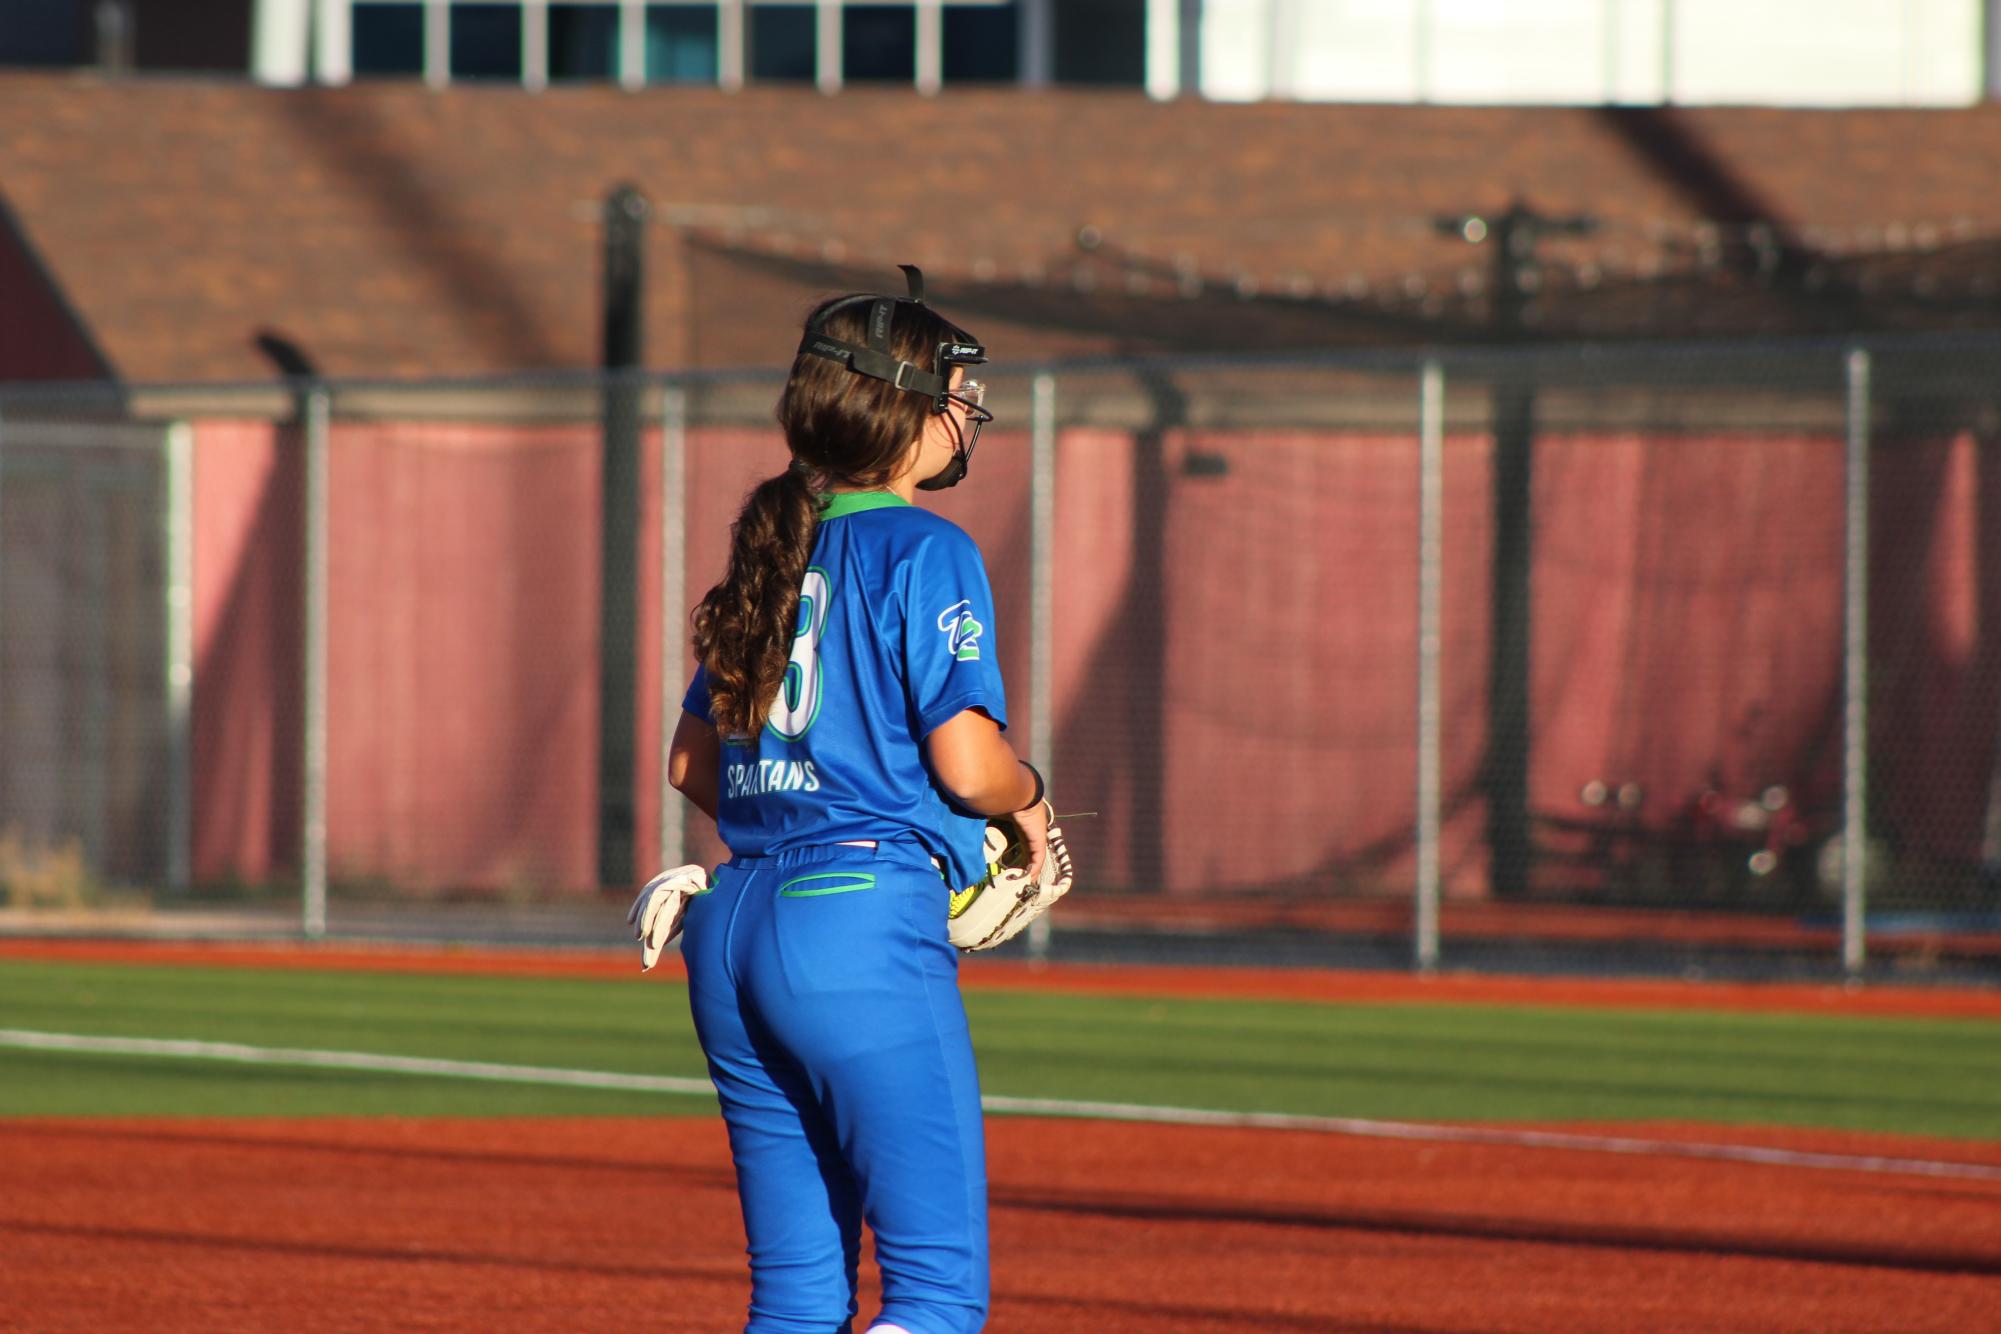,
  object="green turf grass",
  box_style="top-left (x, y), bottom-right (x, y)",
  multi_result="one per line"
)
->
top-left (2, 958), bottom-right (1998, 1138)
